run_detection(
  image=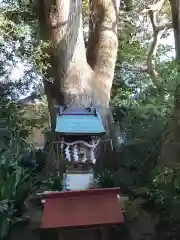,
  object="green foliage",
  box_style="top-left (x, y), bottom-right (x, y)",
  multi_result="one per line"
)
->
top-left (93, 169), bottom-right (114, 188)
top-left (82, 0), bottom-right (89, 24)
top-left (140, 165), bottom-right (180, 239)
top-left (0, 141), bottom-right (34, 239)
top-left (108, 2), bottom-right (180, 238)
top-left (0, 99), bottom-right (48, 239)
top-left (148, 166), bottom-right (180, 205)
top-left (43, 171), bottom-right (63, 191)
top-left (0, 38), bottom-right (46, 239)
top-left (122, 0), bottom-right (134, 11)
top-left (0, 0), bottom-right (178, 239)
top-left (31, 40), bottom-right (52, 76)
